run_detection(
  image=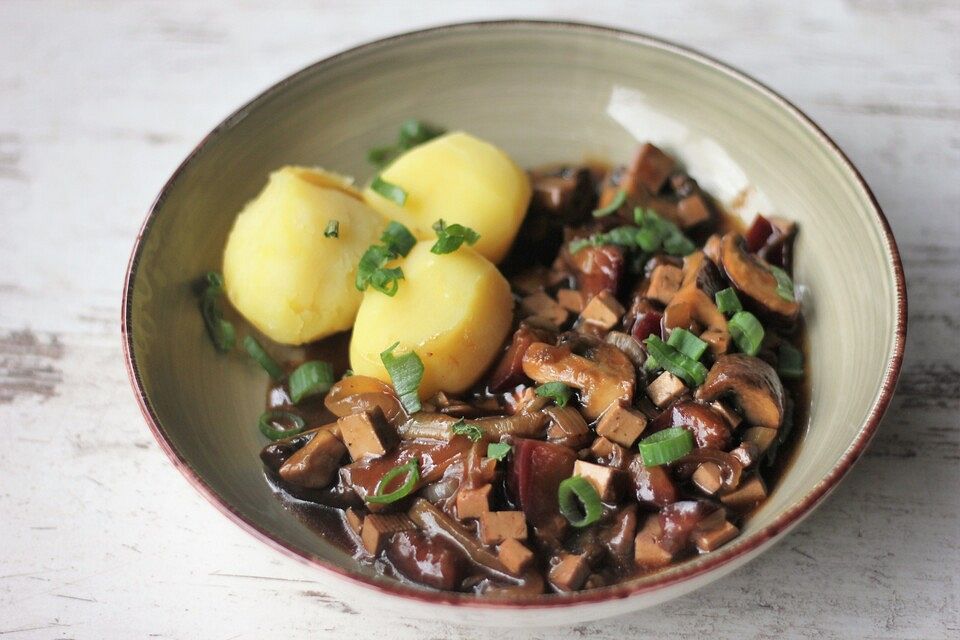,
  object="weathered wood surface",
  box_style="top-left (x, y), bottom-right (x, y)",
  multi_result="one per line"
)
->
top-left (0, 1), bottom-right (957, 638)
